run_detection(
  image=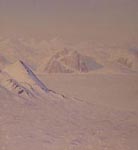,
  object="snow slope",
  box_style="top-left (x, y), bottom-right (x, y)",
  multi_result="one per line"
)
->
top-left (0, 59), bottom-right (138, 150)
top-left (0, 37), bottom-right (138, 149)
top-left (0, 60), bottom-right (49, 98)
top-left (0, 77), bottom-right (138, 150)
